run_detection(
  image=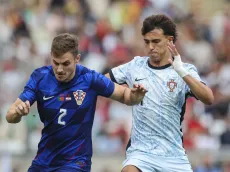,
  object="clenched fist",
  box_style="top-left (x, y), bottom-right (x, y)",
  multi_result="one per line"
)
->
top-left (15, 100), bottom-right (30, 116)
